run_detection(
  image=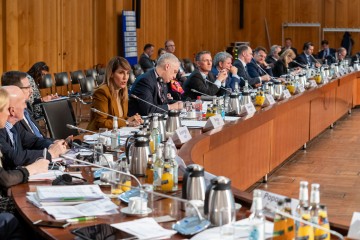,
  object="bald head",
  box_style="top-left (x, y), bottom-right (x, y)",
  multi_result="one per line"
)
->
top-left (3, 86), bottom-right (26, 124)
